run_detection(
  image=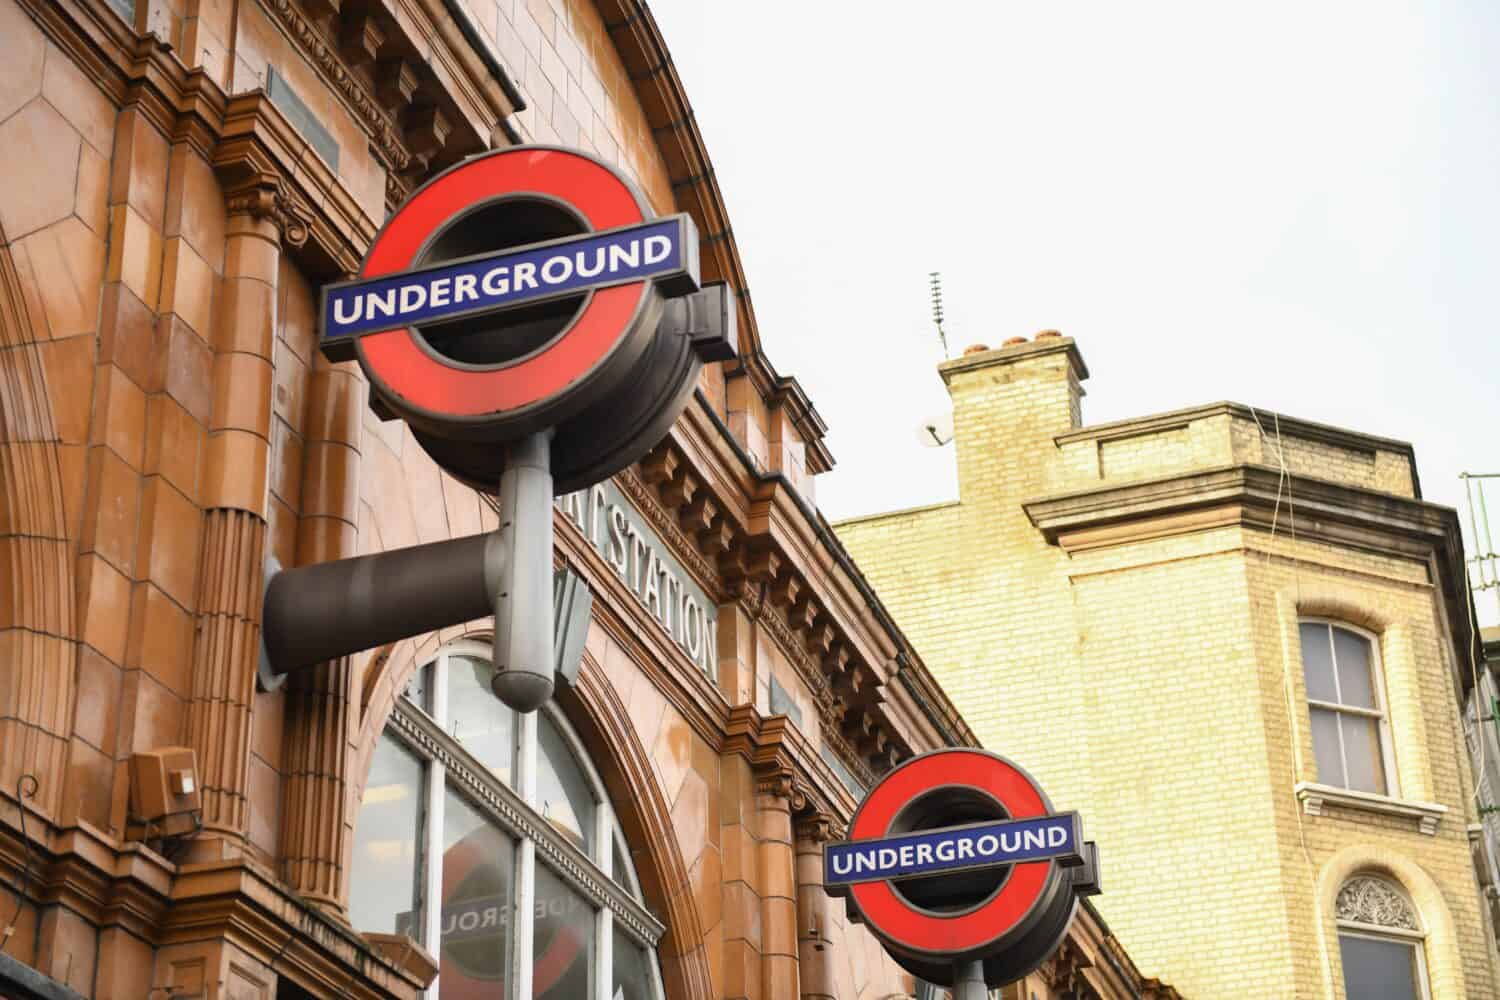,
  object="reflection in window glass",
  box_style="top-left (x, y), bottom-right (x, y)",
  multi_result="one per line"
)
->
top-left (354, 648), bottom-right (665, 1000)
top-left (349, 735), bottom-right (424, 938)
top-left (1342, 715), bottom-right (1387, 794)
top-left (533, 864), bottom-right (594, 1000)
top-left (613, 831), bottom-right (642, 900)
top-left (1339, 933), bottom-right (1423, 1000)
top-left (1299, 622), bottom-right (1389, 795)
top-left (440, 788), bottom-right (515, 997)
top-left (446, 655), bottom-right (517, 785)
top-left (403, 662), bottom-right (430, 713)
top-left (1334, 629), bottom-right (1376, 709)
top-left (537, 713), bottom-right (597, 856)
top-left (612, 925), bottom-right (655, 1000)
top-left (1310, 708), bottom-right (1346, 786)
top-left (1299, 622), bottom-right (1338, 702)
